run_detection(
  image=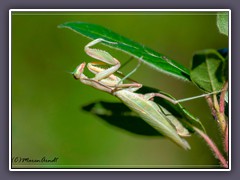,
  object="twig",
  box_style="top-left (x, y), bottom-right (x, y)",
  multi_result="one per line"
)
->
top-left (224, 125), bottom-right (229, 154)
top-left (205, 95), bottom-right (217, 120)
top-left (193, 126), bottom-right (228, 168)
